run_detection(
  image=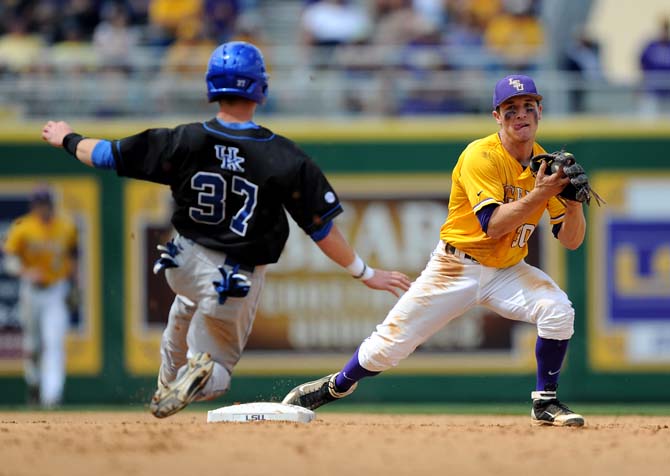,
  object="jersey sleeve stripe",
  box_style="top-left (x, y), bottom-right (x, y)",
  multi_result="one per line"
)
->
top-left (309, 220), bottom-right (333, 242)
top-left (549, 213), bottom-right (566, 224)
top-left (319, 204), bottom-right (343, 222)
top-left (473, 198), bottom-right (502, 214)
top-left (303, 204), bottom-right (343, 234)
top-left (91, 140), bottom-right (116, 169)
